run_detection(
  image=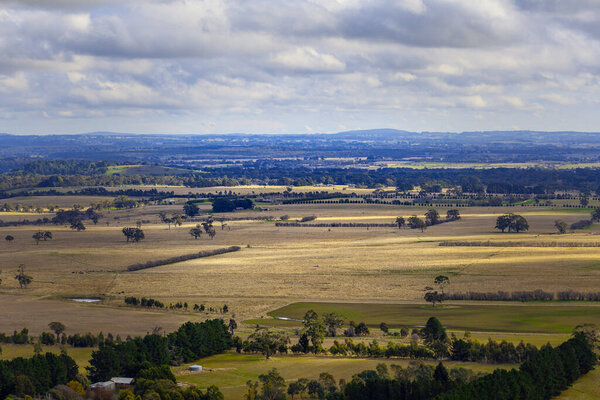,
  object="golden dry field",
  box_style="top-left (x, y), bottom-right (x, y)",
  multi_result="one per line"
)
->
top-left (1, 198), bottom-right (600, 338)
